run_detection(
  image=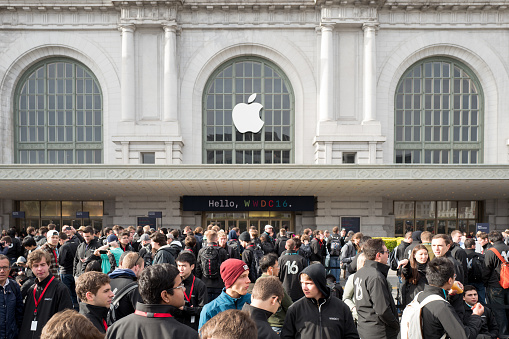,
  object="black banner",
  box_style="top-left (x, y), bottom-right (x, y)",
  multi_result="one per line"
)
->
top-left (182, 196), bottom-right (315, 212)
